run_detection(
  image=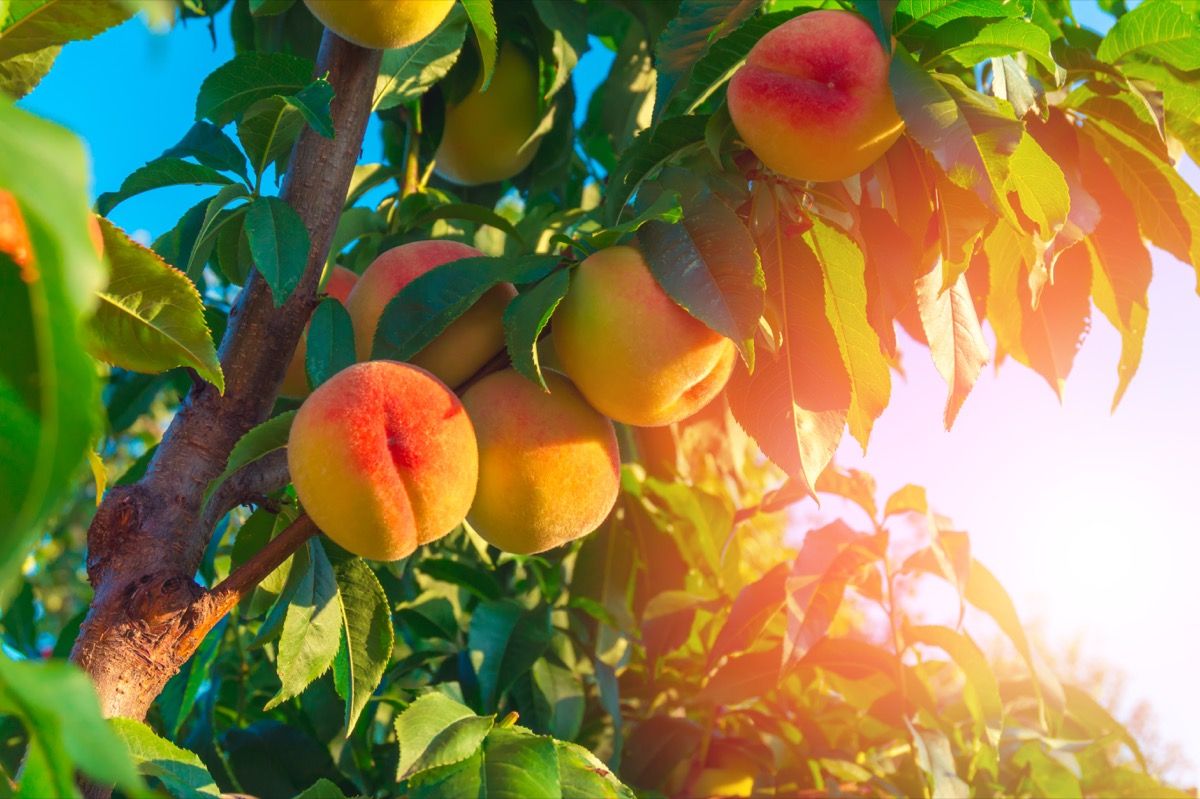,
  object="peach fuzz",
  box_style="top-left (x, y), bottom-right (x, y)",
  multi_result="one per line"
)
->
top-left (280, 265), bottom-right (358, 399)
top-left (727, 9), bottom-right (904, 183)
top-left (346, 240), bottom-right (516, 389)
top-left (552, 245), bottom-right (736, 428)
top-left (461, 369), bottom-right (620, 555)
top-left (303, 0), bottom-right (454, 50)
top-left (288, 361), bottom-right (477, 561)
top-left (435, 43), bottom-right (544, 186)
